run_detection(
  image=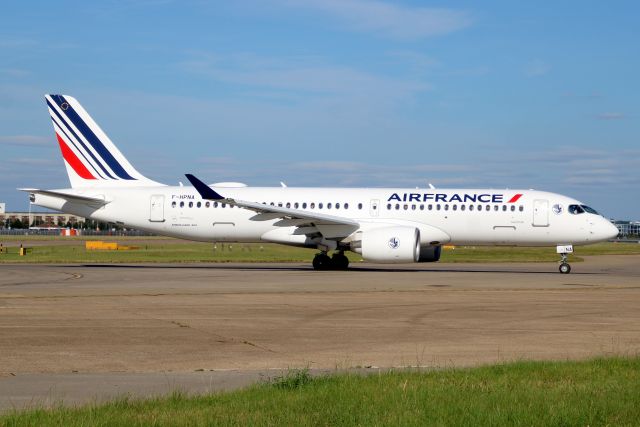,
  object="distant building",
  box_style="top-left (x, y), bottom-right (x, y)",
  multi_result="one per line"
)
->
top-left (612, 220), bottom-right (640, 237)
top-left (0, 203), bottom-right (85, 228)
